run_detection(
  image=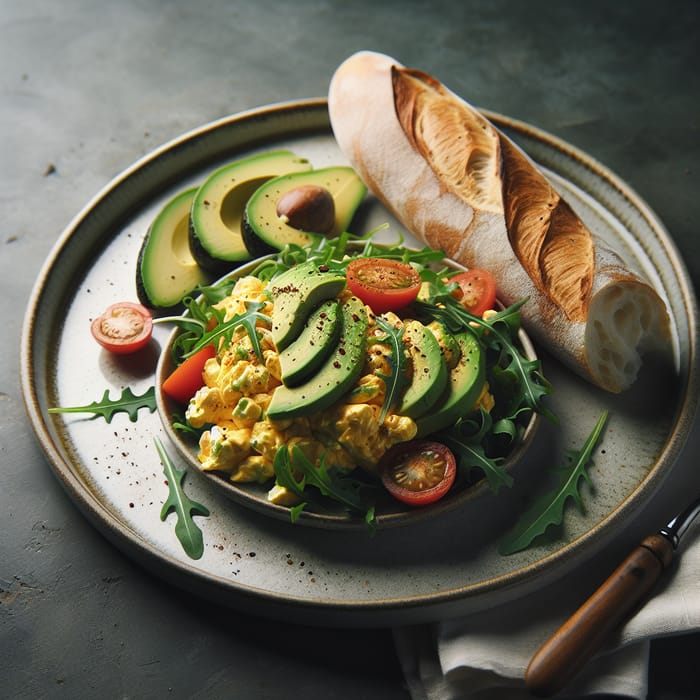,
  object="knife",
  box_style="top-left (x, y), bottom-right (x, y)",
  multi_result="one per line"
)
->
top-left (525, 494), bottom-right (700, 698)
